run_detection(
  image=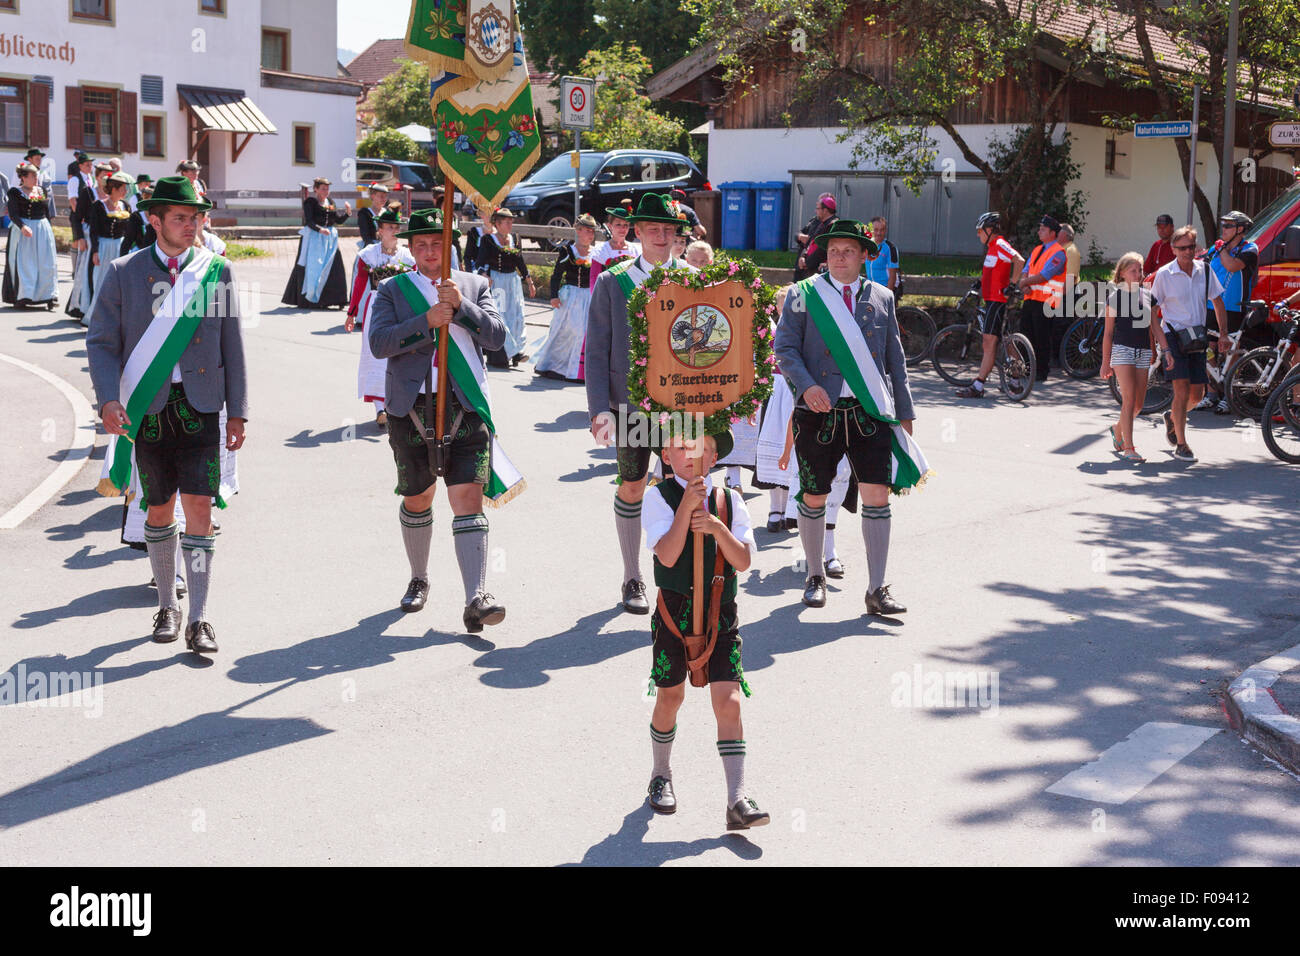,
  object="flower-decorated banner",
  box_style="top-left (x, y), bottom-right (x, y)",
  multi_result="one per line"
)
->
top-left (404, 0), bottom-right (540, 211)
top-left (627, 254), bottom-right (777, 436)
